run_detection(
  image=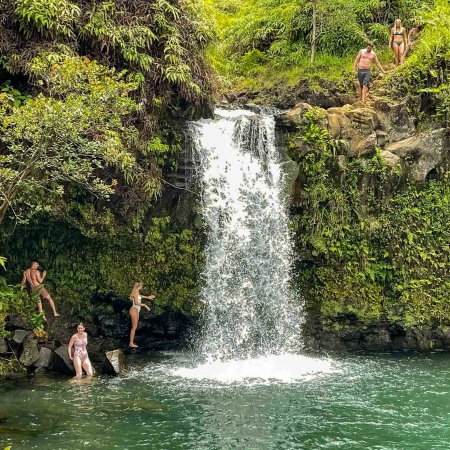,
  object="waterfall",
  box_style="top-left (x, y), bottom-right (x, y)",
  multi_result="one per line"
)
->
top-left (189, 109), bottom-right (303, 362)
